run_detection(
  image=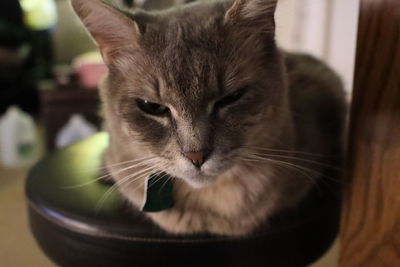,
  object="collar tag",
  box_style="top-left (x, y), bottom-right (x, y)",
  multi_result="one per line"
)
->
top-left (141, 173), bottom-right (174, 212)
